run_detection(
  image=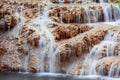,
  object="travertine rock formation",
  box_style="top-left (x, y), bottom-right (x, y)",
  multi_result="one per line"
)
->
top-left (49, 3), bottom-right (117, 23)
top-left (50, 0), bottom-right (113, 3)
top-left (96, 57), bottom-right (120, 76)
top-left (0, 1), bottom-right (17, 30)
top-left (0, 0), bottom-right (120, 78)
top-left (56, 25), bottom-right (114, 73)
top-left (52, 24), bottom-right (93, 40)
